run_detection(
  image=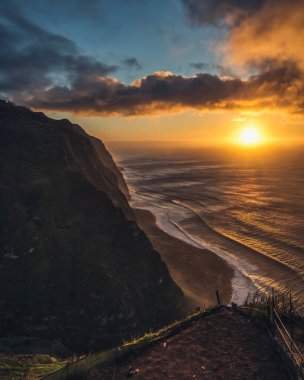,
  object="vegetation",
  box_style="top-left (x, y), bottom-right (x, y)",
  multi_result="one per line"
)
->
top-left (123, 307), bottom-right (207, 346)
top-left (0, 354), bottom-right (66, 379)
top-left (243, 290), bottom-right (302, 318)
